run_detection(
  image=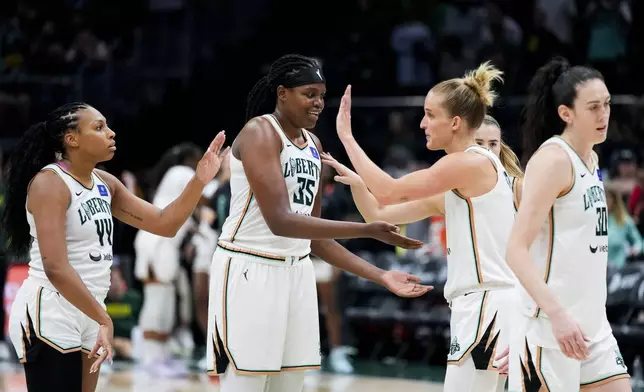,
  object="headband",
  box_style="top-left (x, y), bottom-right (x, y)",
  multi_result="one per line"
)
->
top-left (277, 66), bottom-right (326, 88)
